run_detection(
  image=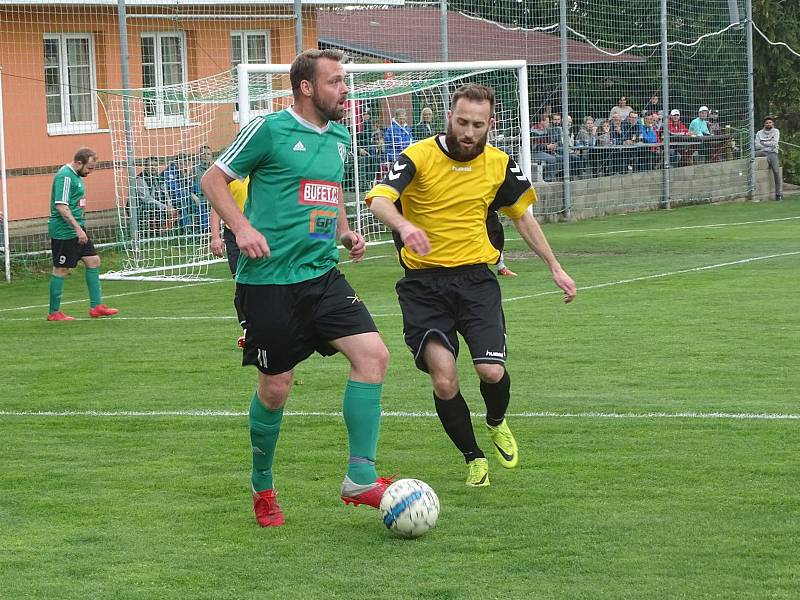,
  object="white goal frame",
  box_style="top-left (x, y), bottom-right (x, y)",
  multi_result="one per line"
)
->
top-left (237, 59), bottom-right (532, 230)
